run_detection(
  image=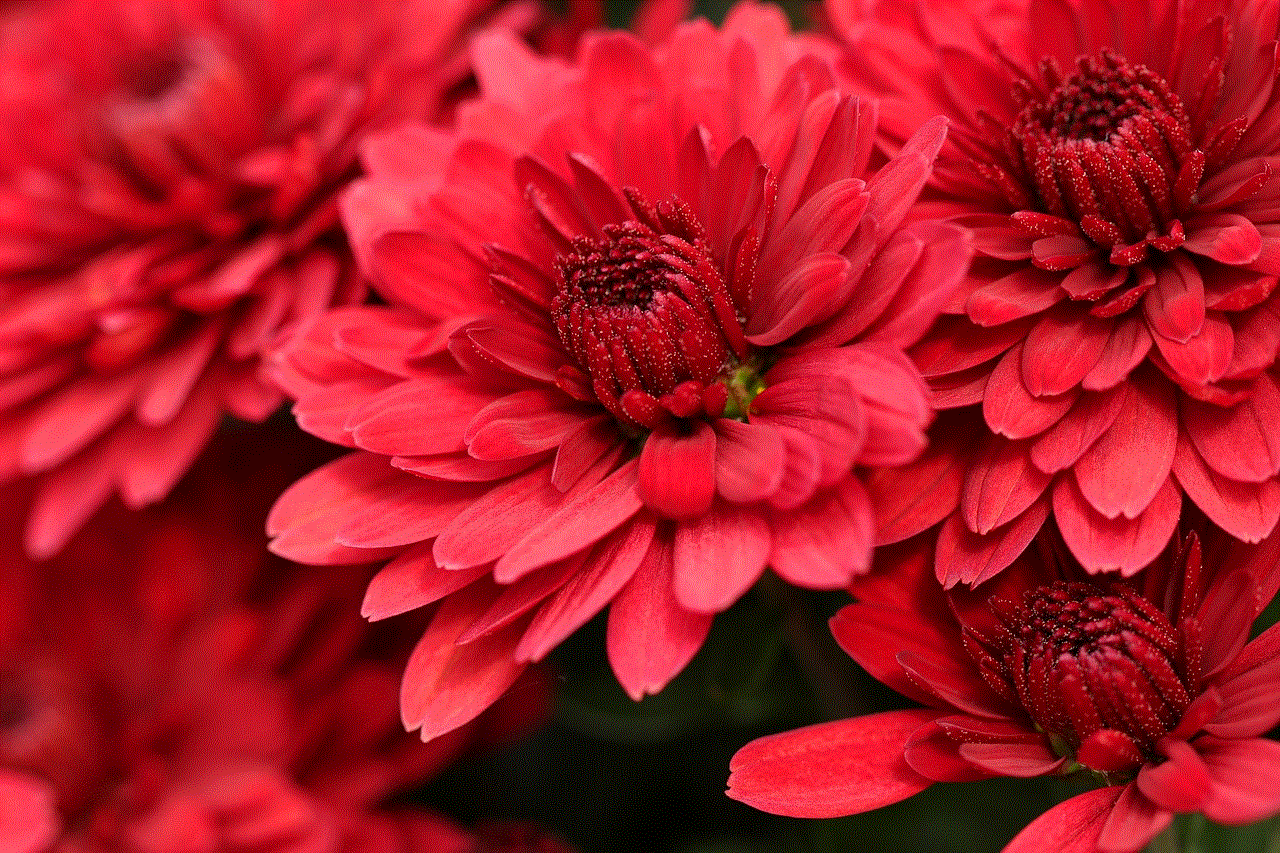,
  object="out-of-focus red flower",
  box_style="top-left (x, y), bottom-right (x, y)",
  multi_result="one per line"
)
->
top-left (830, 0), bottom-right (1280, 583)
top-left (0, 424), bottom-right (560, 853)
top-left (0, 0), bottom-right (553, 559)
top-left (266, 1), bottom-right (970, 739)
top-left (728, 522), bottom-right (1280, 852)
